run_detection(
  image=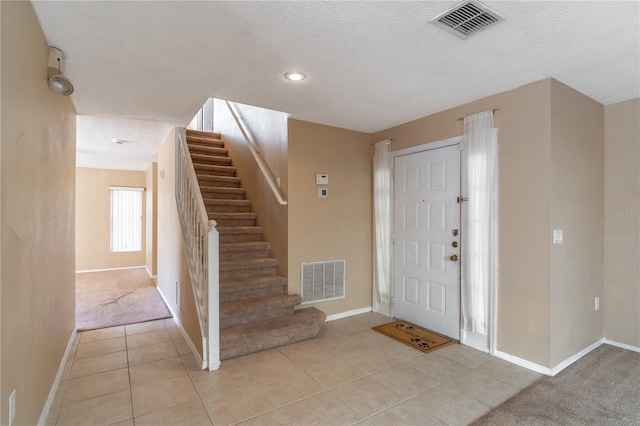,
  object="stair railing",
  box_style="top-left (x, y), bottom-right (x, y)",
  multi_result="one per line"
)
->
top-left (225, 101), bottom-right (288, 206)
top-left (175, 127), bottom-right (220, 371)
